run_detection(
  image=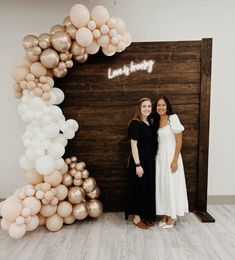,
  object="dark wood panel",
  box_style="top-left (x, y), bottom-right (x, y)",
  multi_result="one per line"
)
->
top-left (56, 41), bottom-right (211, 214)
